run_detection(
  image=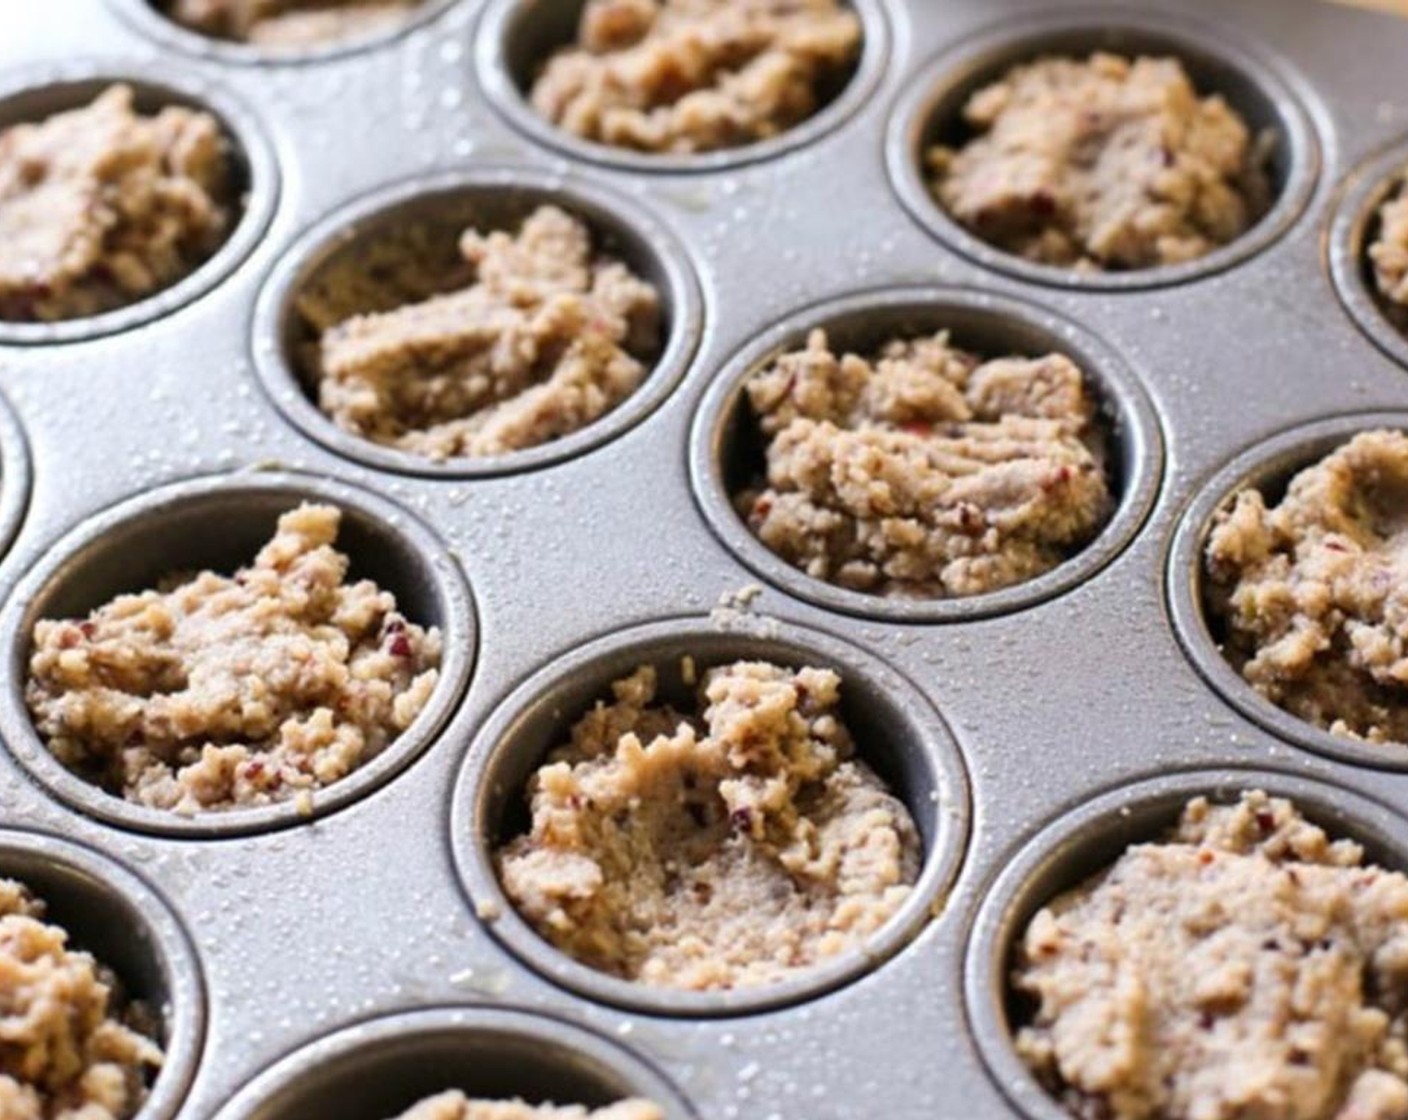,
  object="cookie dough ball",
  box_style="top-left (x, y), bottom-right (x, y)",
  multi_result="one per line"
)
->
top-left (394, 1092), bottom-right (663, 1120)
top-left (0, 878), bottom-right (163, 1120)
top-left (738, 328), bottom-right (1111, 598)
top-left (1015, 791), bottom-right (1408, 1120)
top-left (927, 53), bottom-right (1271, 271)
top-left (495, 660), bottom-right (920, 990)
top-left (1370, 169), bottom-right (1408, 310)
top-left (299, 205), bottom-right (662, 462)
top-left (25, 503), bottom-right (442, 814)
top-left (0, 84), bottom-right (231, 323)
top-left (528, 0), bottom-right (862, 154)
top-left (161, 0), bottom-right (422, 48)
top-left (1205, 430), bottom-right (1408, 746)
